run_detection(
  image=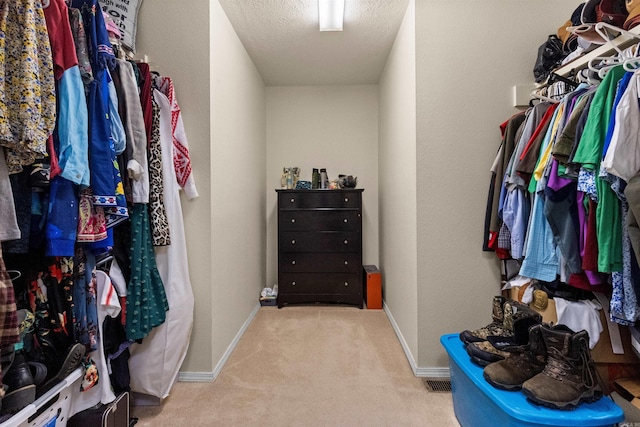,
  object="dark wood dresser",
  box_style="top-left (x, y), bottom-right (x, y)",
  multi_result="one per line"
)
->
top-left (276, 189), bottom-right (364, 308)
